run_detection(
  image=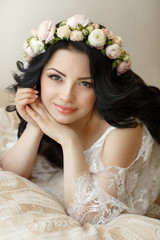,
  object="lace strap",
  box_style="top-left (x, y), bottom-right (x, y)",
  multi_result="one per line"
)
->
top-left (94, 126), bottom-right (117, 145)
